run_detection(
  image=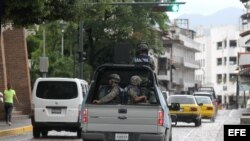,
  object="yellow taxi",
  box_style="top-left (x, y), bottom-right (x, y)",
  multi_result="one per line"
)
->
top-left (167, 95), bottom-right (202, 127)
top-left (194, 96), bottom-right (216, 122)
